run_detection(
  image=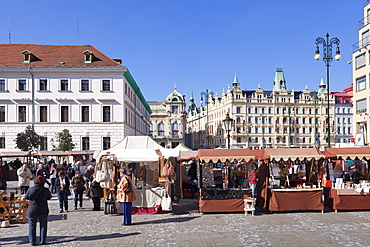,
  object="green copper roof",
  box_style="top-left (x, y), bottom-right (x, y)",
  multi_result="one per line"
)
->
top-left (317, 77), bottom-right (326, 99)
top-left (273, 68), bottom-right (286, 91)
top-left (124, 70), bottom-right (152, 114)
